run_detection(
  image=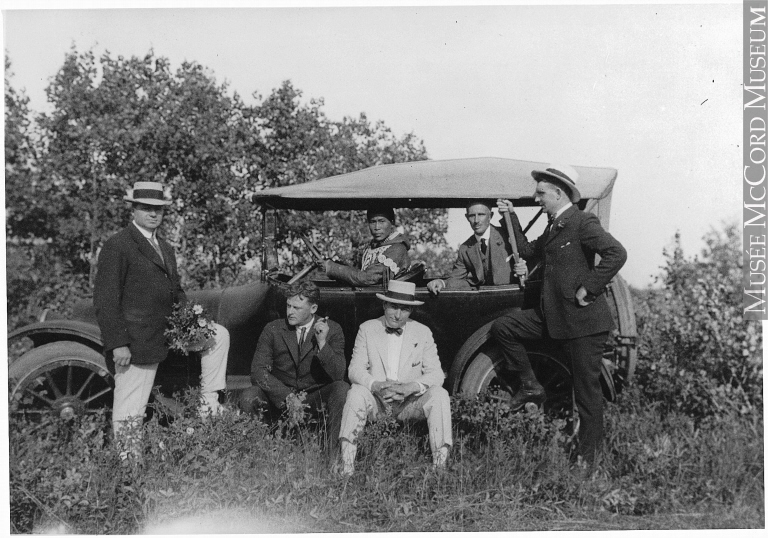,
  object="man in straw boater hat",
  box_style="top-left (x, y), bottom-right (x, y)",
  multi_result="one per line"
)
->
top-left (492, 164), bottom-right (627, 467)
top-left (338, 280), bottom-right (452, 476)
top-left (94, 181), bottom-right (229, 455)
